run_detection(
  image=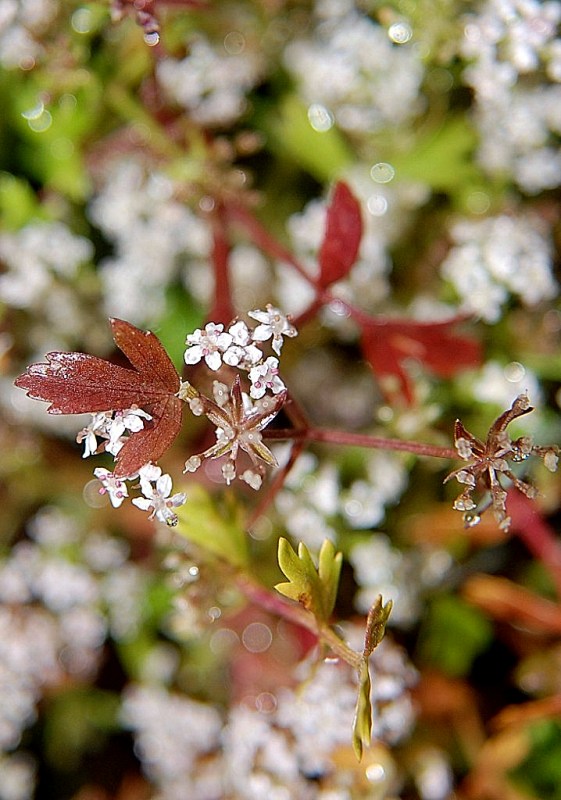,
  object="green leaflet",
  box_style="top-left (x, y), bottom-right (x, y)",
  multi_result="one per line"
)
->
top-left (275, 538), bottom-right (342, 624)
